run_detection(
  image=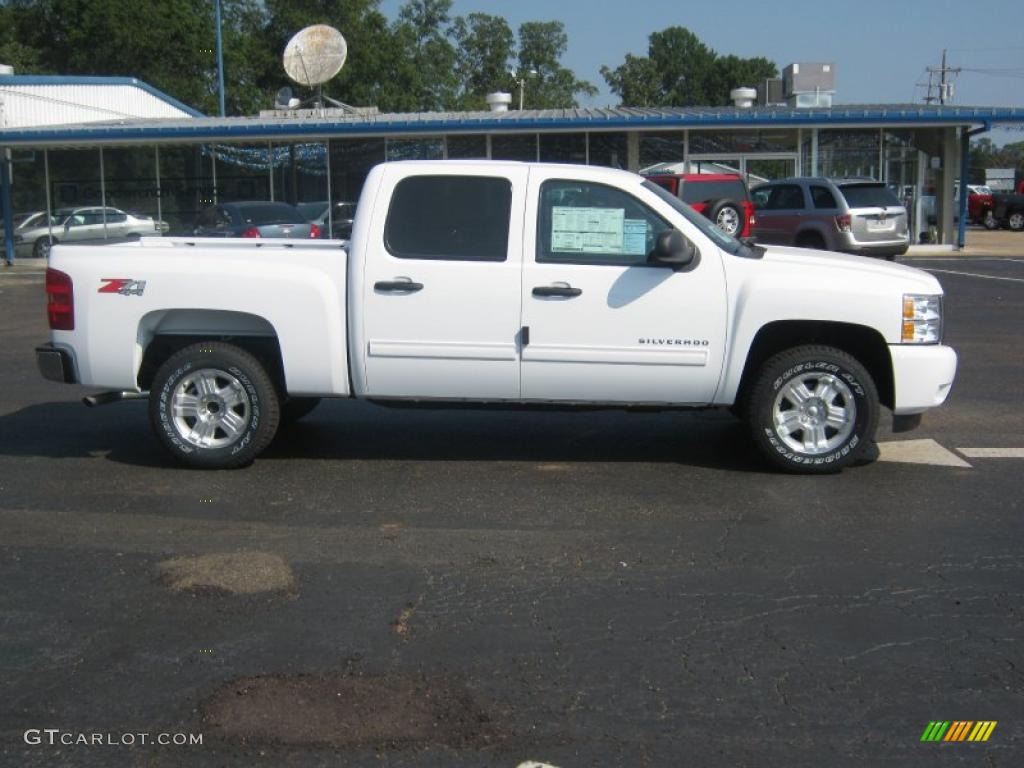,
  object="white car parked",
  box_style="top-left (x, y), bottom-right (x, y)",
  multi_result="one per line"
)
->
top-left (15, 206), bottom-right (168, 258)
